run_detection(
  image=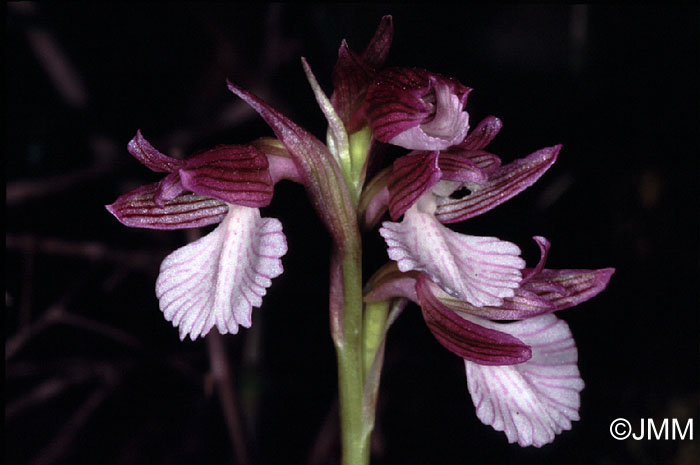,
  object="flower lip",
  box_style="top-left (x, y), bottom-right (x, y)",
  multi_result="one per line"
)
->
top-left (156, 205), bottom-right (287, 340)
top-left (380, 195), bottom-right (526, 308)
